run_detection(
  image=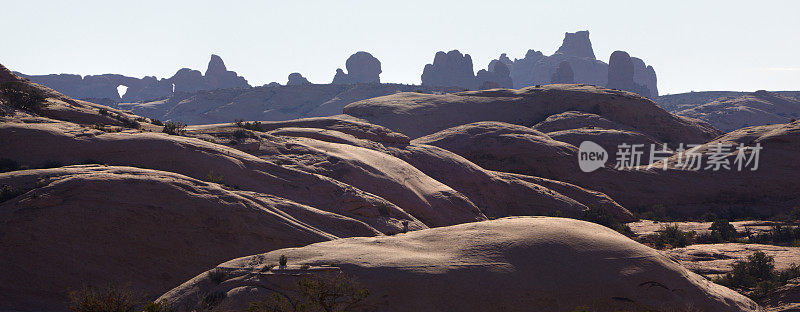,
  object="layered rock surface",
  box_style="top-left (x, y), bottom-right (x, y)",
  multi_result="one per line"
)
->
top-left (677, 90), bottom-right (800, 132)
top-left (158, 217), bottom-right (759, 312)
